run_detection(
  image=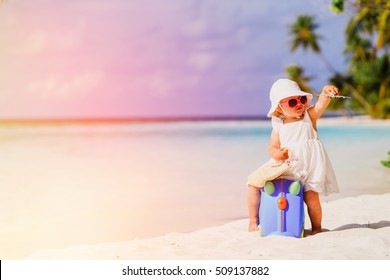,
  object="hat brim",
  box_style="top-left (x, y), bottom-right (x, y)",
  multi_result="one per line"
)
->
top-left (266, 91), bottom-right (313, 117)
